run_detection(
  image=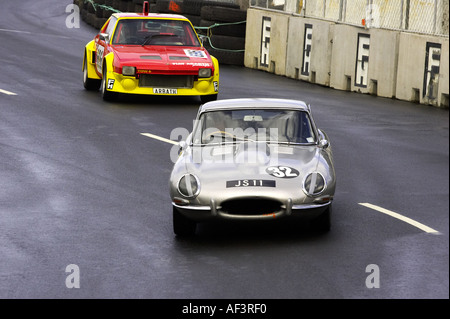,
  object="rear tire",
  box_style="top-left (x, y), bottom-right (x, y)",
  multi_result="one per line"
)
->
top-left (83, 56), bottom-right (101, 91)
top-left (173, 207), bottom-right (197, 236)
